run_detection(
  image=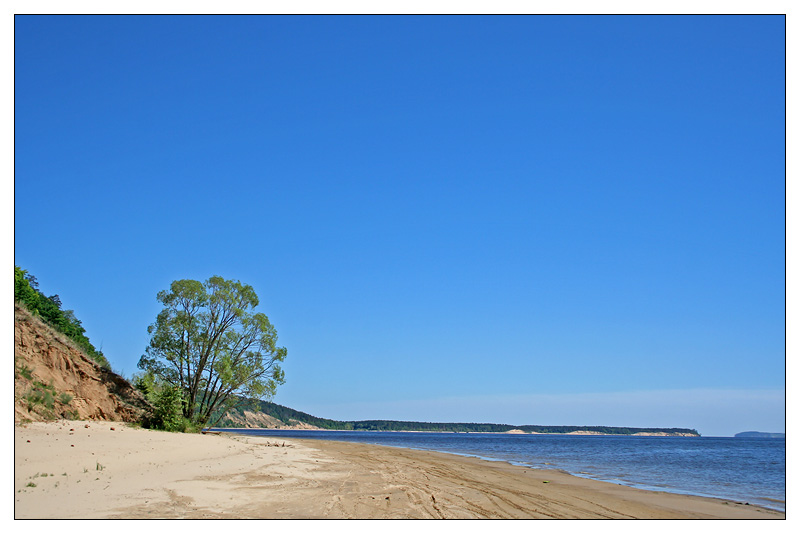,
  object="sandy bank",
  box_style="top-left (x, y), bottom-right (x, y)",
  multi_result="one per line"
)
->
top-left (14, 421), bottom-right (784, 519)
